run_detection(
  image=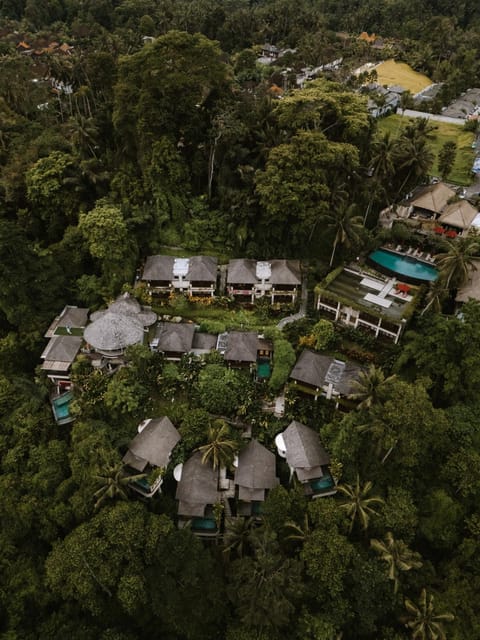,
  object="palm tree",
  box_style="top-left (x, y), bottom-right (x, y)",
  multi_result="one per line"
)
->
top-left (324, 203), bottom-right (364, 267)
top-left (435, 235), bottom-right (480, 290)
top-left (403, 589), bottom-right (454, 639)
top-left (370, 132), bottom-right (397, 183)
top-left (67, 115), bottom-right (99, 158)
top-left (196, 420), bottom-right (238, 470)
top-left (349, 364), bottom-right (396, 410)
top-left (223, 516), bottom-right (257, 558)
top-left (421, 277), bottom-right (449, 316)
top-left (284, 513), bottom-right (312, 545)
top-left (337, 475), bottom-right (384, 533)
top-left (371, 532), bottom-right (423, 593)
top-left (395, 135), bottom-right (434, 200)
top-left (403, 118), bottom-right (437, 142)
top-left (364, 132), bottom-right (397, 218)
top-left (93, 463), bottom-right (146, 511)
